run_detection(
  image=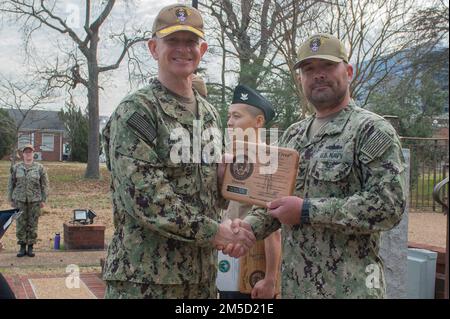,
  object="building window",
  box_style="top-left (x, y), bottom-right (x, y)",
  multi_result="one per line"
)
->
top-left (41, 134), bottom-right (54, 152)
top-left (18, 133), bottom-right (31, 150)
